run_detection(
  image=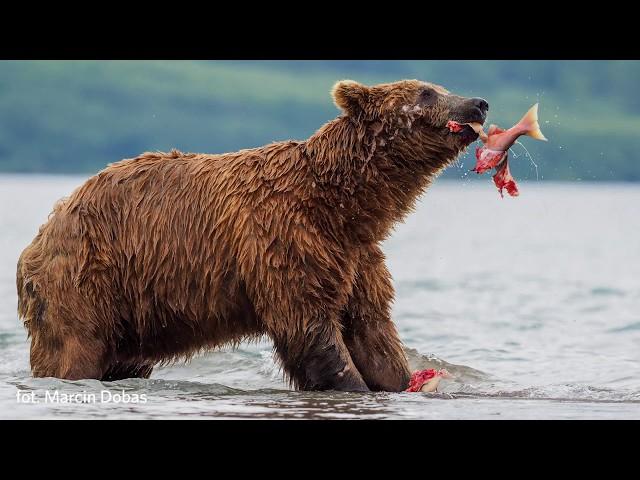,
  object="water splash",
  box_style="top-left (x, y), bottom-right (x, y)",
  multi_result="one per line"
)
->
top-left (511, 140), bottom-right (539, 181)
